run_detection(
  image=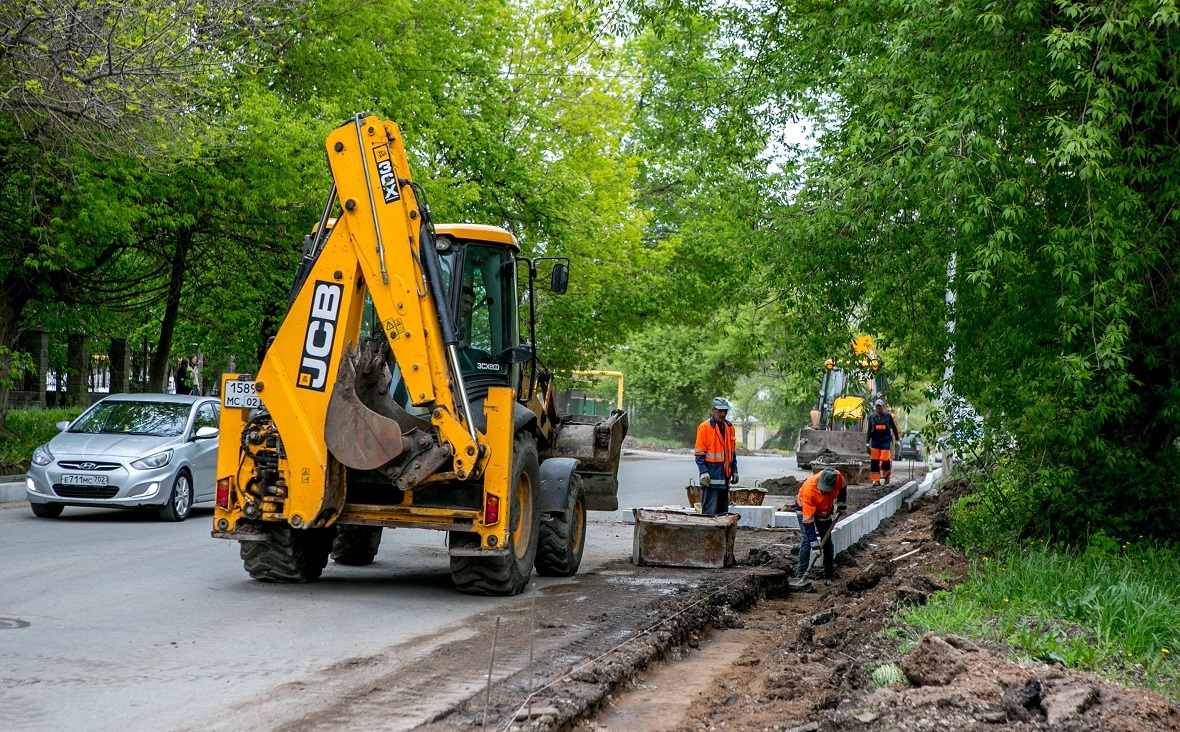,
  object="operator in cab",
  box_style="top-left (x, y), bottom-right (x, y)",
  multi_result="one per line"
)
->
top-left (694, 397), bottom-right (739, 516)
